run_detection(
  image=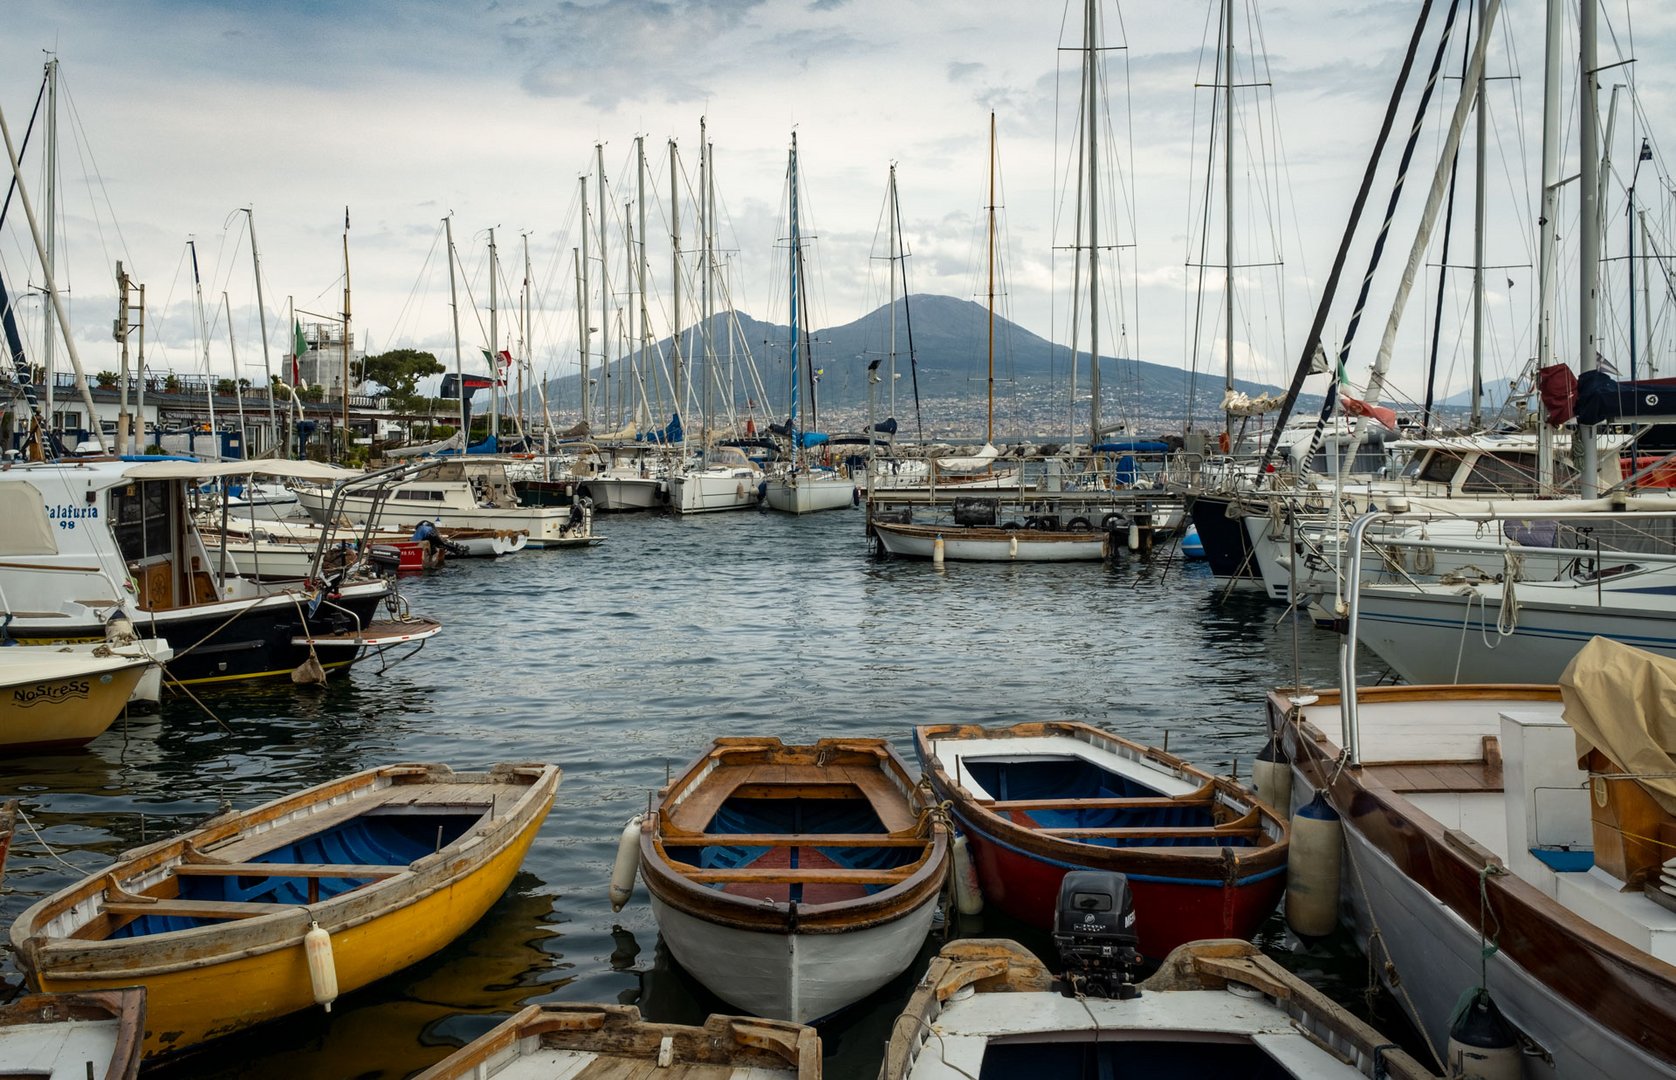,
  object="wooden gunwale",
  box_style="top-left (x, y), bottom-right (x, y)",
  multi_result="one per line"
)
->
top-left (641, 737), bottom-right (948, 934)
top-left (12, 762), bottom-right (559, 981)
top-left (1269, 683), bottom-right (1676, 1064)
top-left (915, 722), bottom-right (1288, 881)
